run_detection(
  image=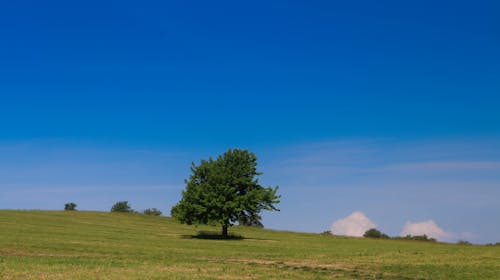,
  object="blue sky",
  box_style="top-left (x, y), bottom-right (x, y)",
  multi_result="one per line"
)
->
top-left (1, 1), bottom-right (499, 243)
